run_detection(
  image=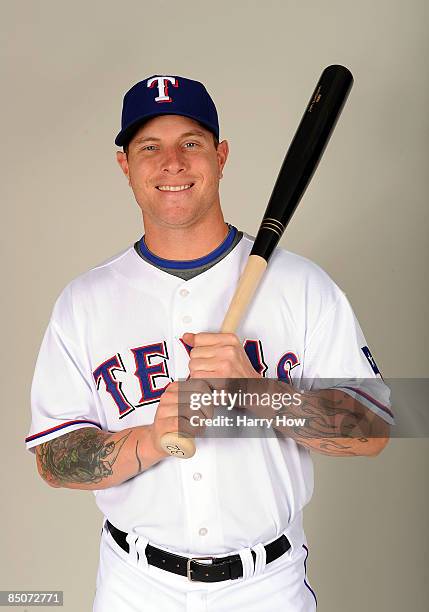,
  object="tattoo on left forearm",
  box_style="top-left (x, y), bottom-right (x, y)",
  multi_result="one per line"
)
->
top-left (272, 389), bottom-right (383, 455)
